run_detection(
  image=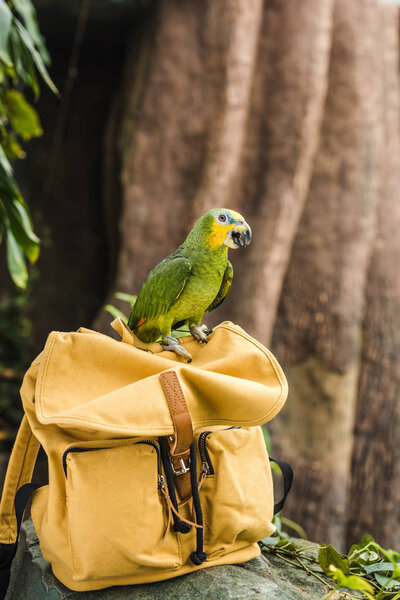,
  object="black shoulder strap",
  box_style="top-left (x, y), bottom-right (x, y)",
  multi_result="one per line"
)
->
top-left (0, 483), bottom-right (42, 600)
top-left (270, 457), bottom-right (293, 514)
